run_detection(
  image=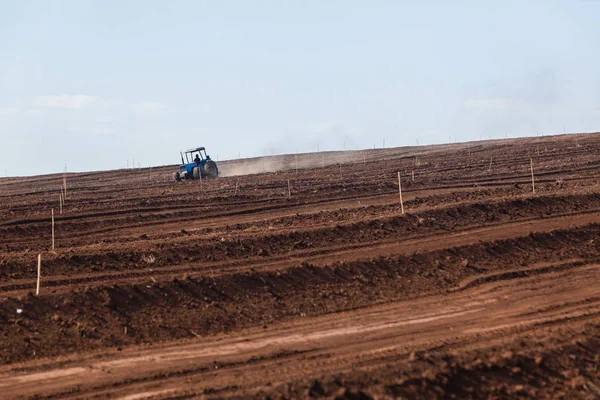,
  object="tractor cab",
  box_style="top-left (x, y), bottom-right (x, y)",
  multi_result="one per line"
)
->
top-left (182, 147), bottom-right (210, 164)
top-left (180, 147), bottom-right (210, 171)
top-left (174, 147), bottom-right (219, 181)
